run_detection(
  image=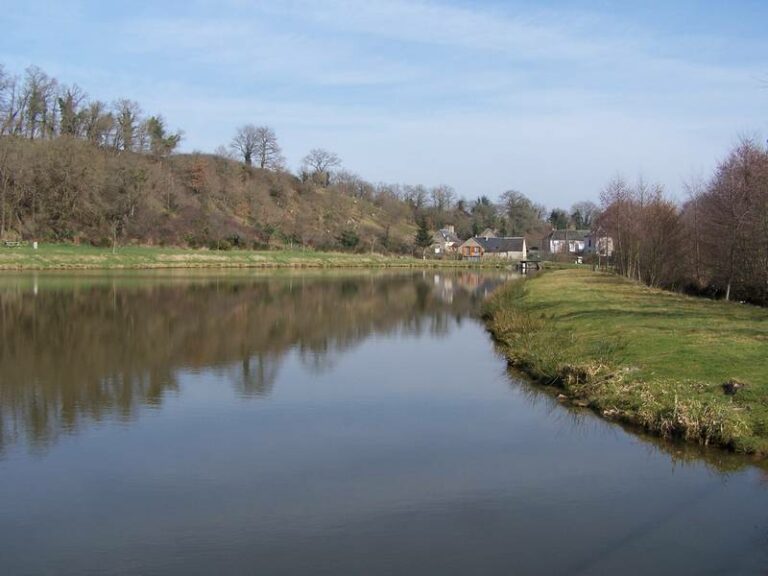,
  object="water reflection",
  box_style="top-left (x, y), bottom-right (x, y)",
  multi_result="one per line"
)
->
top-left (2, 270), bottom-right (768, 575)
top-left (0, 270), bottom-right (515, 453)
